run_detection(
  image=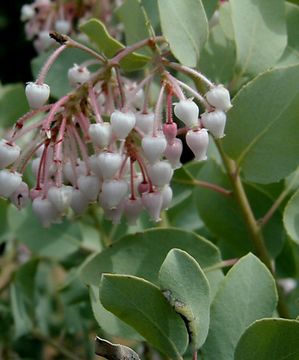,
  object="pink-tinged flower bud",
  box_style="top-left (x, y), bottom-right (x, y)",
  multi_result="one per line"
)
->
top-left (0, 140), bottom-right (21, 169)
top-left (186, 128), bottom-right (209, 161)
top-left (68, 64), bottom-right (90, 87)
top-left (101, 179), bottom-right (128, 209)
top-left (10, 181), bottom-right (29, 209)
top-left (25, 82), bottom-right (50, 109)
top-left (30, 188), bottom-right (42, 200)
top-left (163, 122), bottom-right (177, 144)
top-left (32, 196), bottom-right (59, 228)
top-left (48, 185), bottom-right (73, 213)
top-left (135, 112), bottom-right (155, 134)
top-left (141, 191), bottom-right (163, 222)
top-left (174, 99), bottom-right (199, 128)
top-left (141, 135), bottom-right (167, 164)
top-left (55, 20), bottom-right (71, 34)
top-left (78, 175), bottom-right (100, 201)
top-left (161, 185), bottom-right (173, 210)
top-left (201, 110), bottom-right (227, 138)
top-left (88, 122), bottom-right (112, 148)
top-left (70, 188), bottom-right (89, 215)
top-left (124, 197), bottom-right (143, 225)
top-left (148, 161), bottom-right (173, 188)
top-left (97, 152), bottom-right (122, 180)
top-left (206, 85), bottom-right (232, 111)
top-left (110, 110), bottom-right (136, 140)
top-left (138, 181), bottom-right (149, 195)
top-left (20, 4), bottom-right (35, 21)
top-left (0, 170), bottom-right (22, 198)
top-left (164, 138), bottom-right (182, 169)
